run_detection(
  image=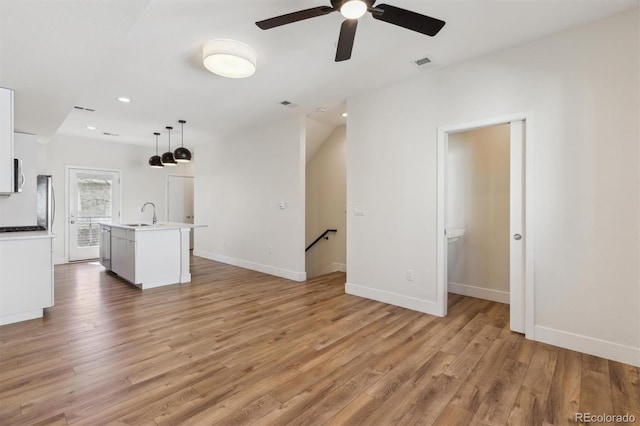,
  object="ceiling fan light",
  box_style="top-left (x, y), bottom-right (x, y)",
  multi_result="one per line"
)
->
top-left (340, 0), bottom-right (367, 19)
top-left (202, 39), bottom-right (257, 78)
